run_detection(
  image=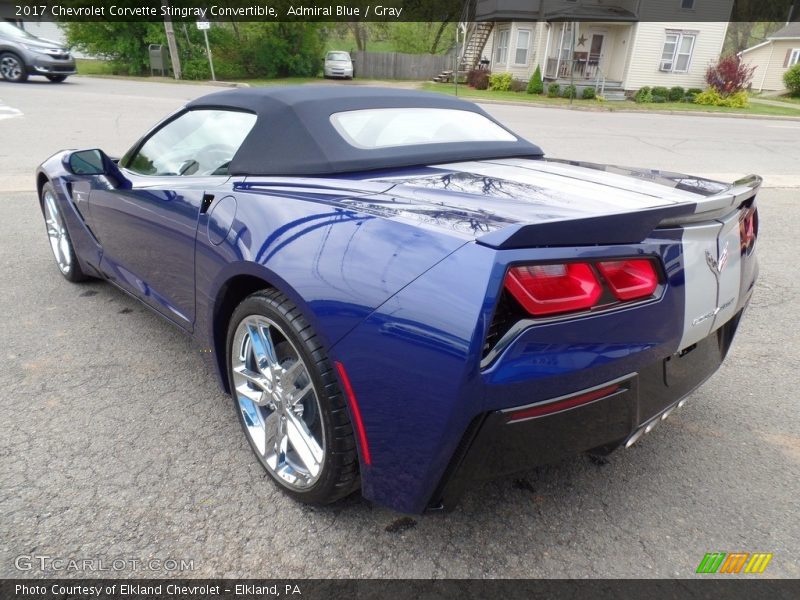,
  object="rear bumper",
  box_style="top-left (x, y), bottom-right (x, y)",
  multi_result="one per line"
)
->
top-left (429, 310), bottom-right (742, 510)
